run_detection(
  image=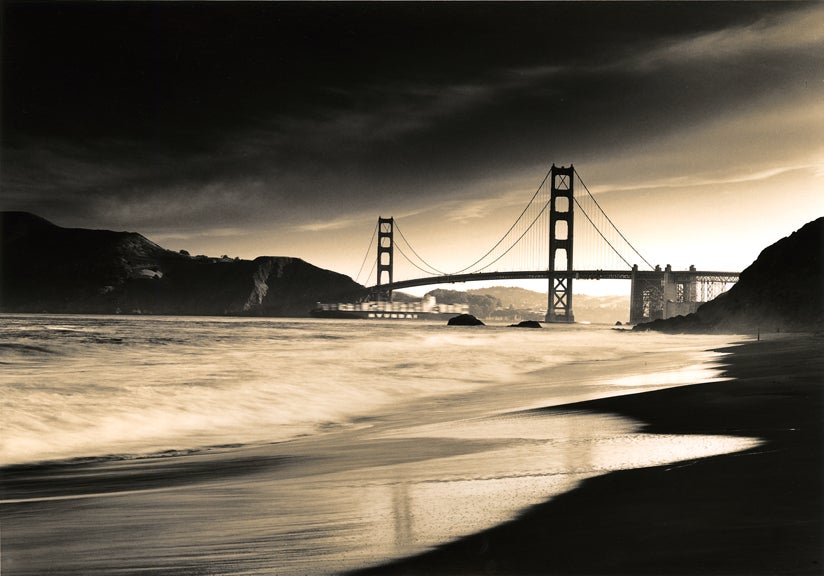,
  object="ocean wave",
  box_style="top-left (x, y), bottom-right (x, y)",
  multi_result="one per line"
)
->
top-left (1, 315), bottom-right (740, 466)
